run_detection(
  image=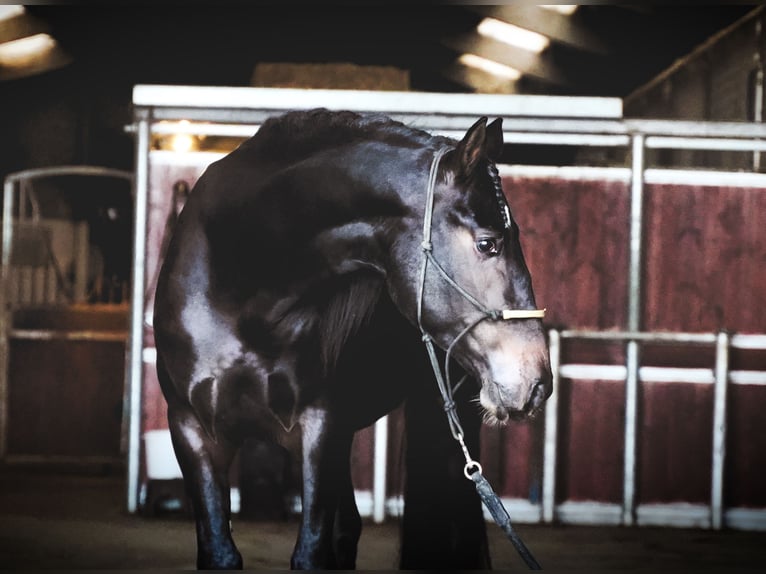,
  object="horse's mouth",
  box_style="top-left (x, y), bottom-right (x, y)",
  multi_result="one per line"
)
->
top-left (481, 402), bottom-right (539, 426)
top-left (479, 379), bottom-right (548, 425)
